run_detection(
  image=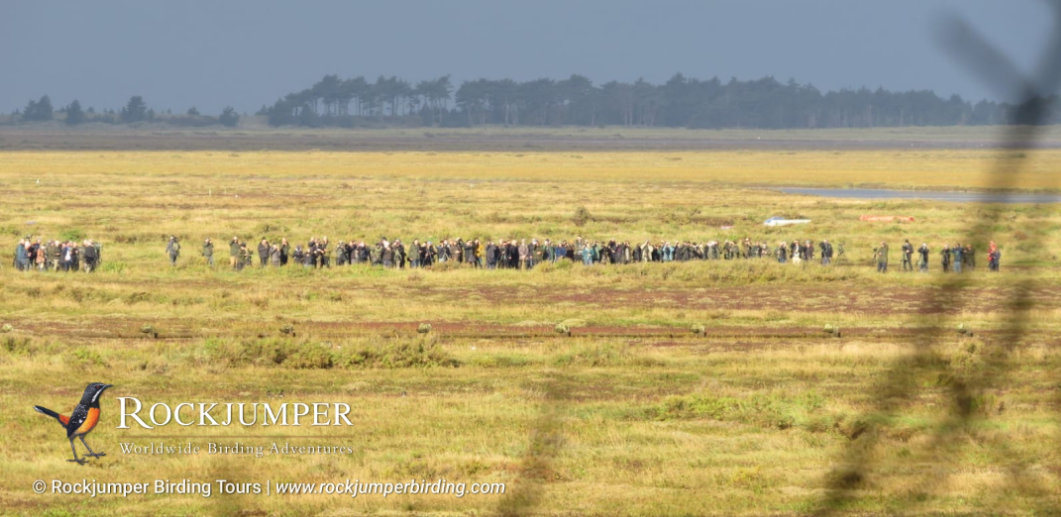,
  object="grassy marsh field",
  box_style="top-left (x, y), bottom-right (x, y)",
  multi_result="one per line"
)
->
top-left (1, 129), bottom-right (1060, 515)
